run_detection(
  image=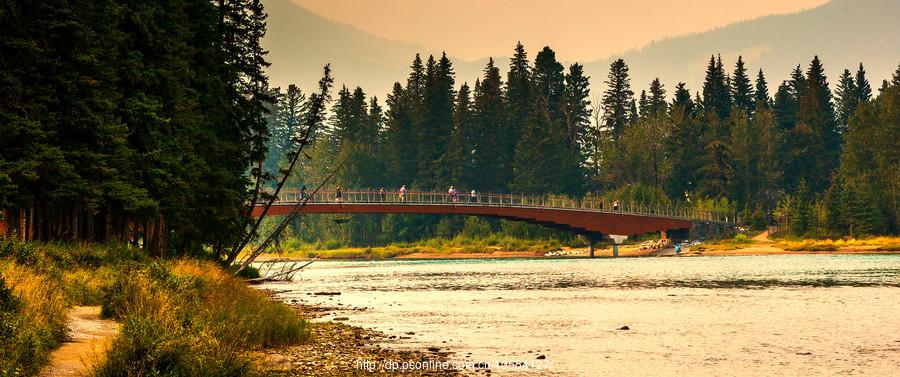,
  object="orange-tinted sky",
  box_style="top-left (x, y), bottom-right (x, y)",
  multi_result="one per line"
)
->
top-left (290, 0), bottom-right (830, 61)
